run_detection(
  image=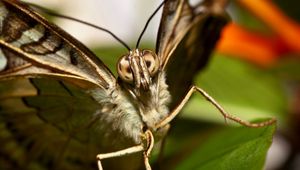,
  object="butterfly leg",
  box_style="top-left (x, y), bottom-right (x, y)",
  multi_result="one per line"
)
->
top-left (96, 130), bottom-right (155, 170)
top-left (155, 85), bottom-right (276, 129)
top-left (142, 129), bottom-right (155, 170)
top-left (96, 144), bottom-right (144, 170)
